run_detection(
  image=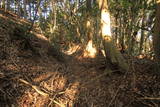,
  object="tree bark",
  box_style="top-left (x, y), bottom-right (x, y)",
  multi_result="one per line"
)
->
top-left (97, 0), bottom-right (128, 71)
top-left (6, 0), bottom-right (10, 10)
top-left (153, 1), bottom-right (160, 64)
top-left (1, 0), bottom-right (5, 9)
top-left (23, 0), bottom-right (27, 19)
top-left (139, 16), bottom-right (145, 55)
